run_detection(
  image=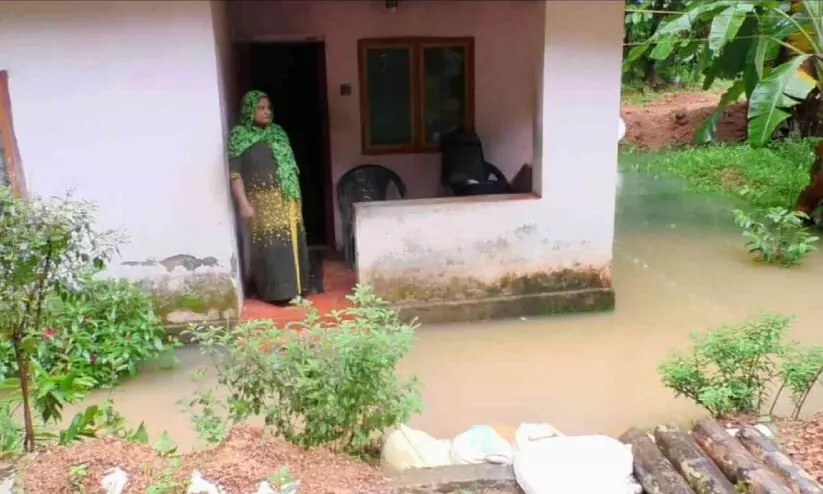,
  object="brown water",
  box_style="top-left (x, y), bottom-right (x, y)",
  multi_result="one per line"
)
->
top-left (69, 171), bottom-right (823, 451)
